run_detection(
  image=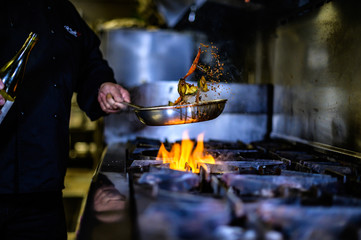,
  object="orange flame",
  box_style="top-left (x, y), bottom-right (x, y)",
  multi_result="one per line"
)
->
top-left (156, 131), bottom-right (215, 173)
